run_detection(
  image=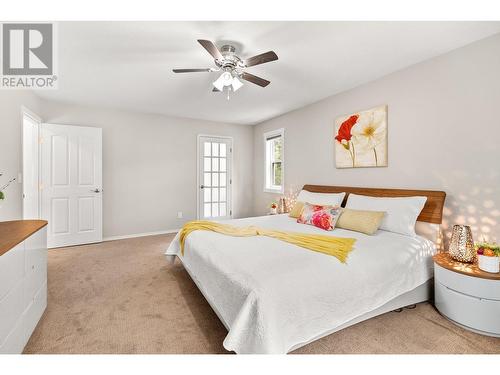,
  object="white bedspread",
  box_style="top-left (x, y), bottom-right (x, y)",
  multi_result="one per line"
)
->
top-left (165, 214), bottom-right (436, 354)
